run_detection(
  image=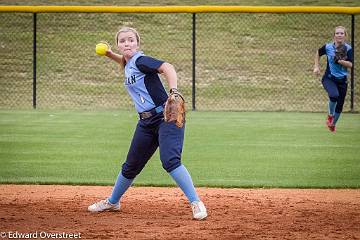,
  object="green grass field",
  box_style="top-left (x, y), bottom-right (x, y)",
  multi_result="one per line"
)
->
top-left (1, 1), bottom-right (359, 189)
top-left (1, 110), bottom-right (359, 188)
